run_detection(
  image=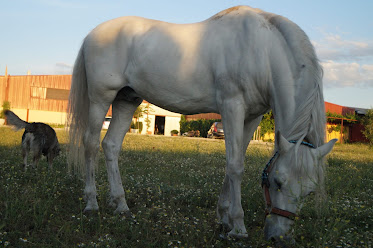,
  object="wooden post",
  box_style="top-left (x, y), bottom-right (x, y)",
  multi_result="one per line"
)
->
top-left (340, 118), bottom-right (344, 144)
top-left (5, 66), bottom-right (9, 102)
